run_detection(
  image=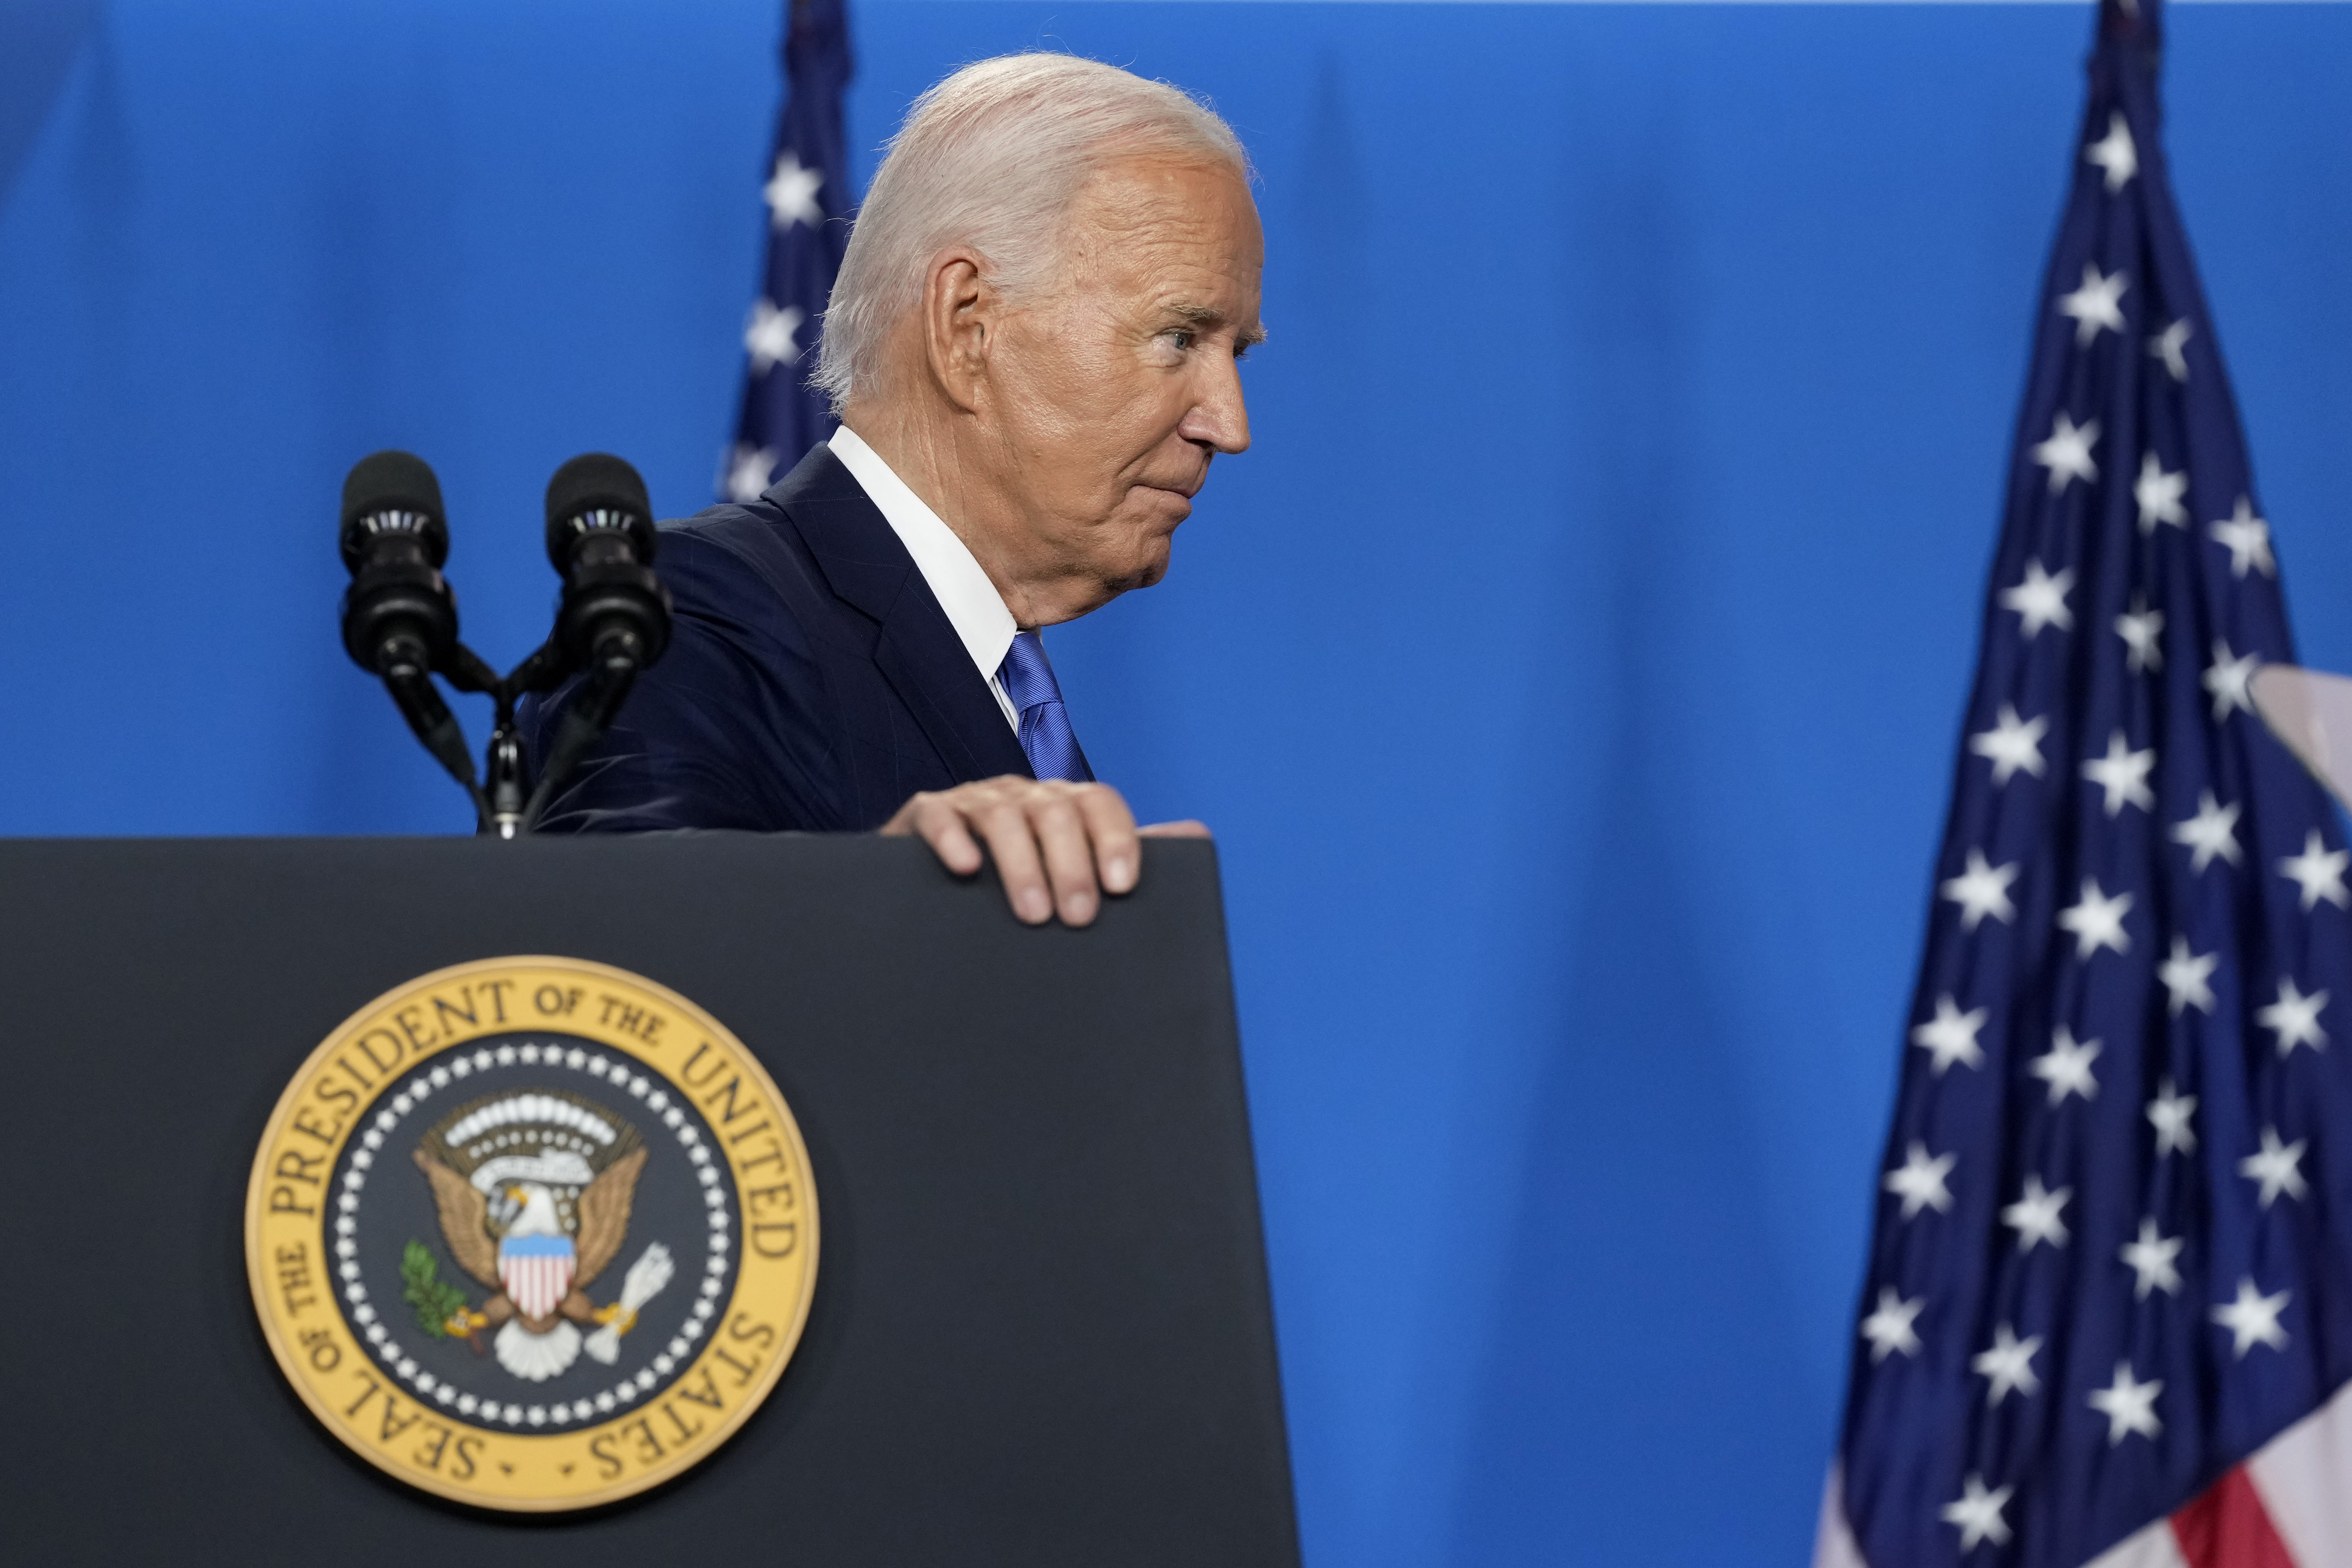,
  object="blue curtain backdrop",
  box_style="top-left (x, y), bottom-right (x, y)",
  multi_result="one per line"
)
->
top-left (6, 1), bottom-right (2352, 1561)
